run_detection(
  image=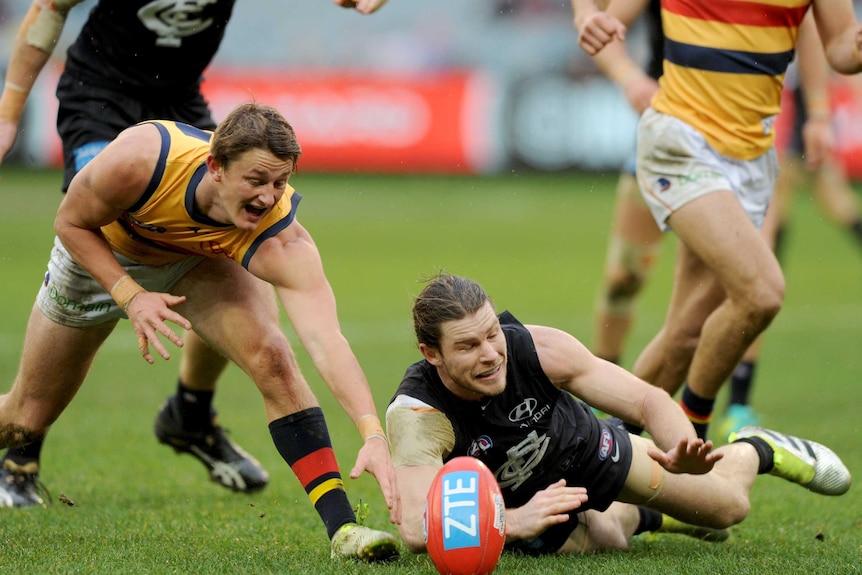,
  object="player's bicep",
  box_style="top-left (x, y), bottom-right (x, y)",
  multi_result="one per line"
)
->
top-left (63, 125), bottom-right (159, 227)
